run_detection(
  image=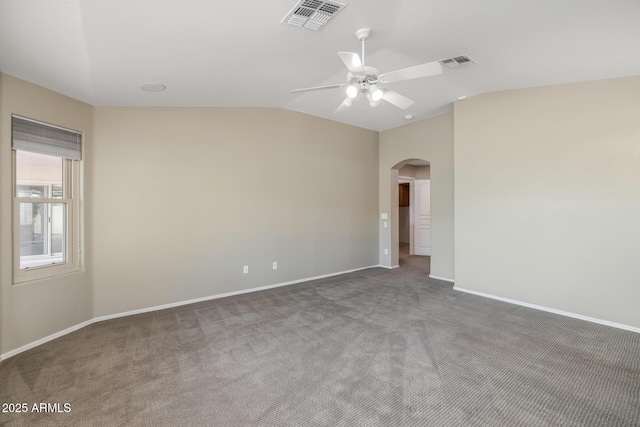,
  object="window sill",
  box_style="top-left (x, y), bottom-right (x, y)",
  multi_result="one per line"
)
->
top-left (13, 264), bottom-right (82, 285)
